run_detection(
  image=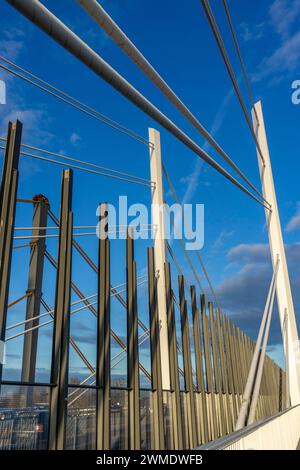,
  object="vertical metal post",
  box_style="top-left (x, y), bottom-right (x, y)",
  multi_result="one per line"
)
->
top-left (201, 294), bottom-right (218, 439)
top-left (208, 302), bottom-right (226, 436)
top-left (191, 286), bottom-right (208, 443)
top-left (215, 308), bottom-right (233, 433)
top-left (252, 101), bottom-right (300, 405)
top-left (96, 203), bottom-right (111, 450)
top-left (48, 169), bottom-right (73, 450)
top-left (149, 128), bottom-right (170, 390)
top-left (164, 262), bottom-right (183, 450)
top-left (178, 275), bottom-right (197, 448)
top-left (147, 247), bottom-right (165, 449)
top-left (21, 195), bottom-right (49, 384)
top-left (126, 231), bottom-right (140, 449)
top-left (222, 313), bottom-right (238, 422)
top-left (0, 121), bottom-right (22, 379)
